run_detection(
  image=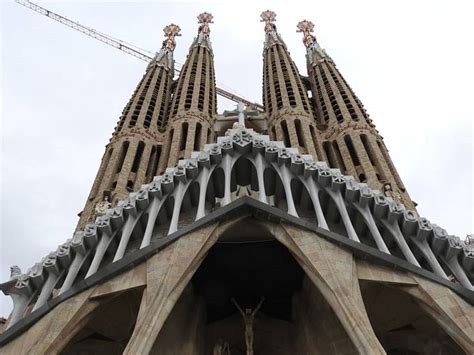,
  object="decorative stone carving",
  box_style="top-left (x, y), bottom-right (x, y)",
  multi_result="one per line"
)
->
top-left (196, 12), bottom-right (213, 49)
top-left (9, 266), bottom-right (21, 280)
top-left (155, 23), bottom-right (181, 70)
top-left (2, 126), bottom-right (472, 331)
top-left (297, 19), bottom-right (333, 65)
top-left (94, 196), bottom-right (111, 217)
top-left (260, 10), bottom-right (284, 48)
